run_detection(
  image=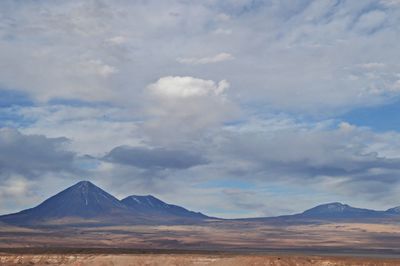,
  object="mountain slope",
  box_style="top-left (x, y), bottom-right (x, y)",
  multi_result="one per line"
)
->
top-left (0, 181), bottom-right (133, 225)
top-left (121, 195), bottom-right (208, 219)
